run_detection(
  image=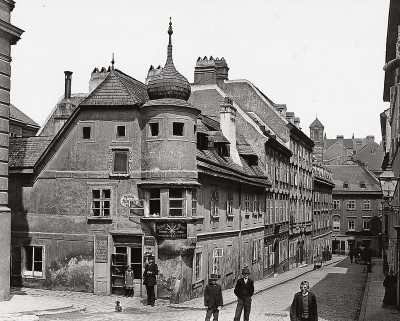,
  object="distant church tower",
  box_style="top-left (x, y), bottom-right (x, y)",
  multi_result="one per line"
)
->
top-left (309, 117), bottom-right (324, 162)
